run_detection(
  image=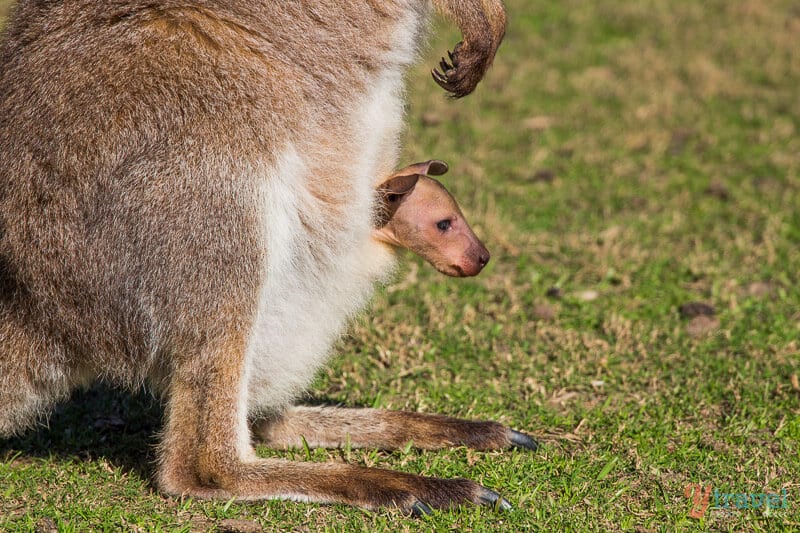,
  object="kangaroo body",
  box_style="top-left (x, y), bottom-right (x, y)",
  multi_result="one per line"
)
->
top-left (0, 1), bottom-right (533, 512)
top-left (1, 0), bottom-right (417, 435)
